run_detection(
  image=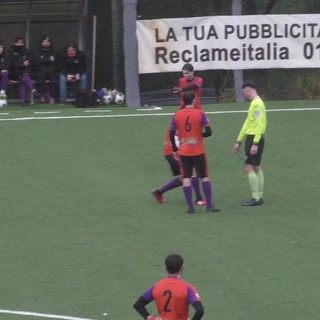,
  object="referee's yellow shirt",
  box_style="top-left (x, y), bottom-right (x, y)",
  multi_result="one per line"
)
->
top-left (237, 96), bottom-right (267, 144)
